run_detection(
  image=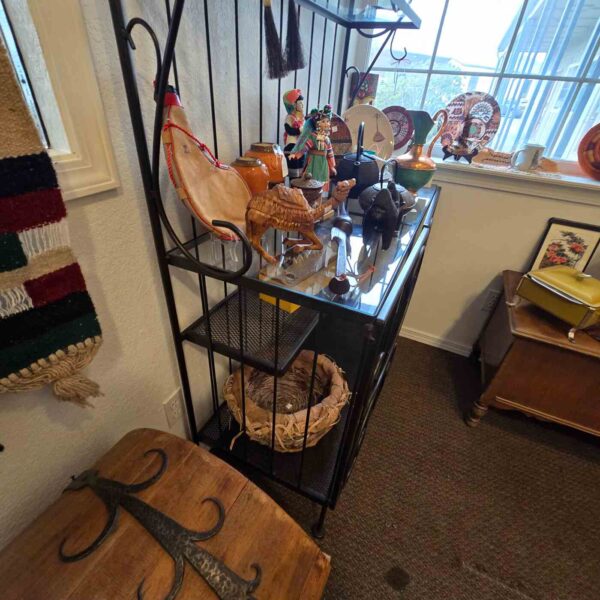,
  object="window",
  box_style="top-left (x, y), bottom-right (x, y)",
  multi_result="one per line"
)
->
top-left (1, 0), bottom-right (117, 200)
top-left (368, 0), bottom-right (600, 161)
